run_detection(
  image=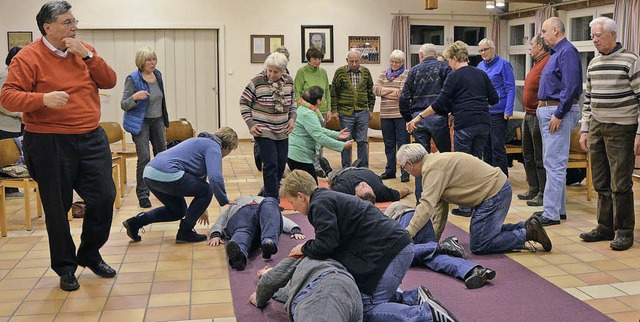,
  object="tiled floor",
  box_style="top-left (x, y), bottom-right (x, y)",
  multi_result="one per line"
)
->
top-left (0, 140), bottom-right (639, 322)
